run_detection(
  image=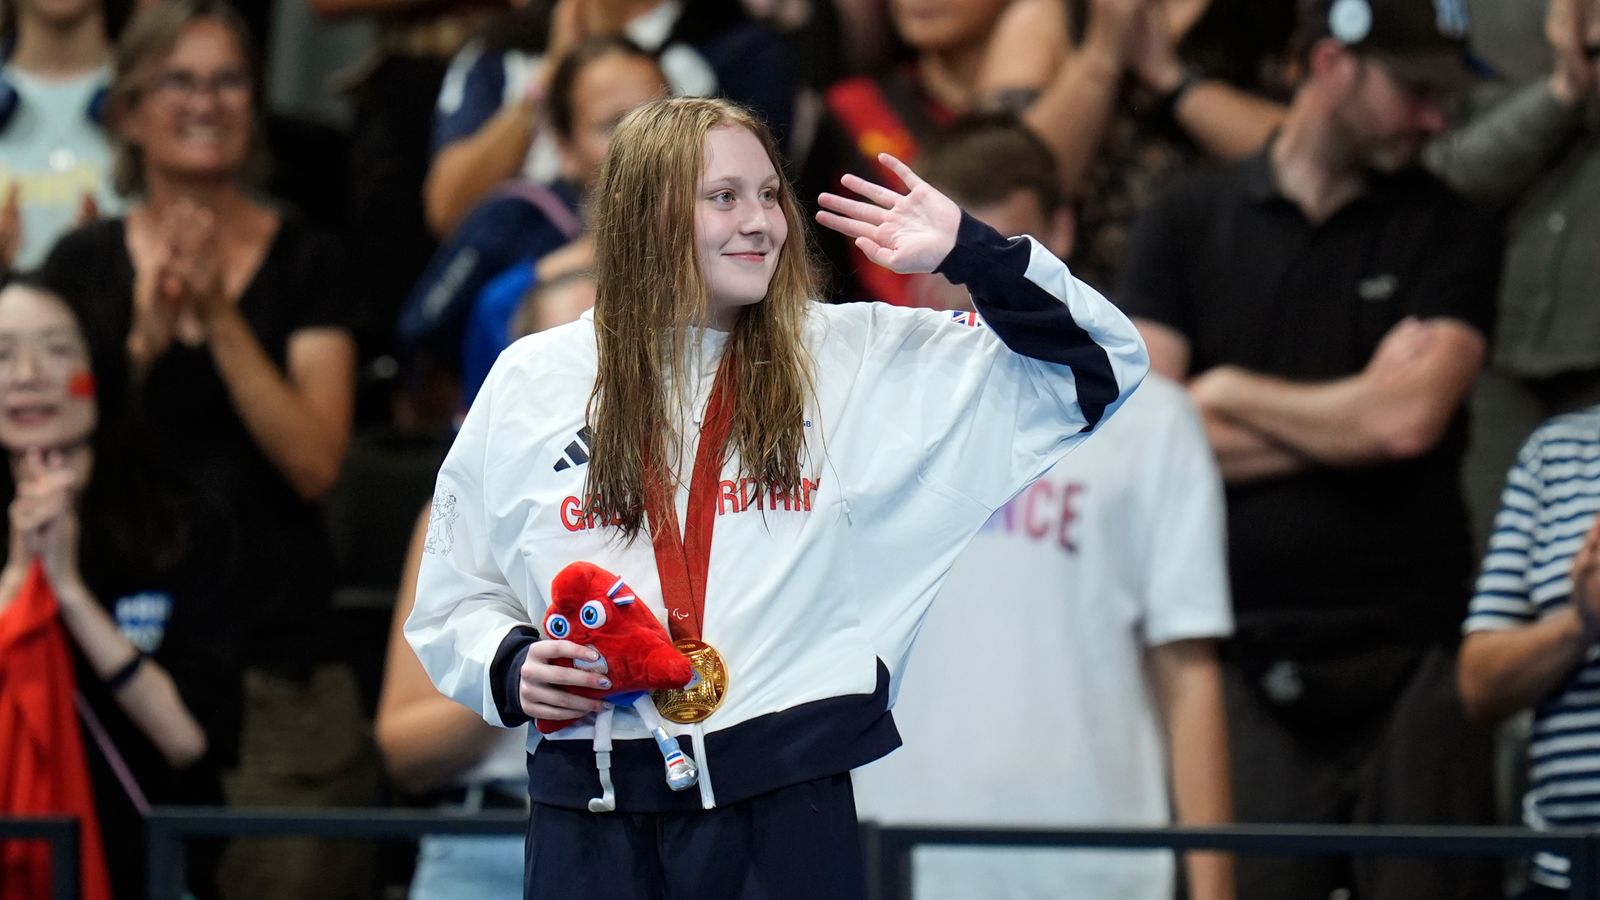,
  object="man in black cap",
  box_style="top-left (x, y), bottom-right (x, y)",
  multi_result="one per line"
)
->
top-left (1118, 0), bottom-right (1502, 898)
